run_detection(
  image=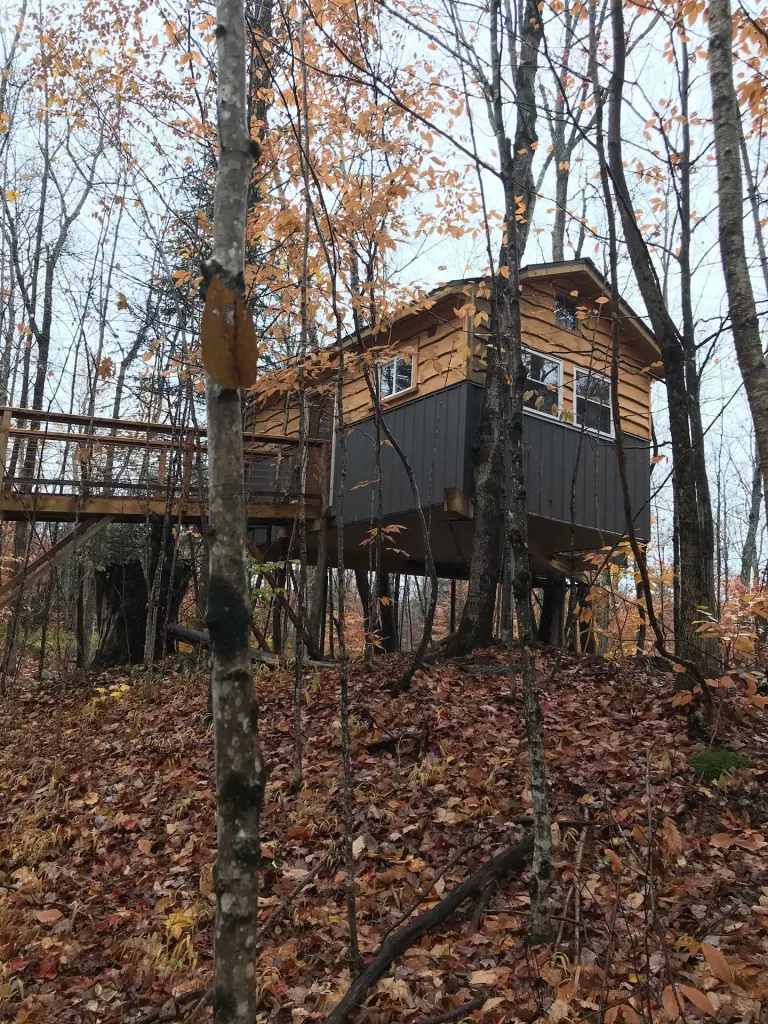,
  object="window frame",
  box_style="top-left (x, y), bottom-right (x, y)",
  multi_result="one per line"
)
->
top-left (573, 365), bottom-right (614, 437)
top-left (554, 295), bottom-right (581, 334)
top-left (376, 350), bottom-right (417, 401)
top-left (522, 346), bottom-right (563, 421)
